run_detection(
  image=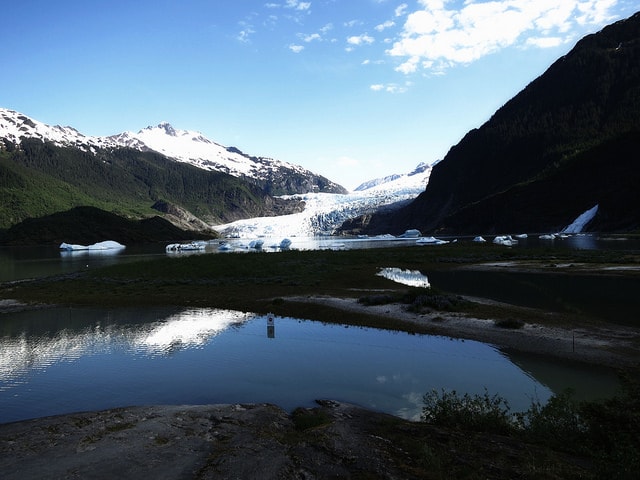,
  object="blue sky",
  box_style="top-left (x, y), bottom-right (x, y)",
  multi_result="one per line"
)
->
top-left (2, 1), bottom-right (636, 189)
